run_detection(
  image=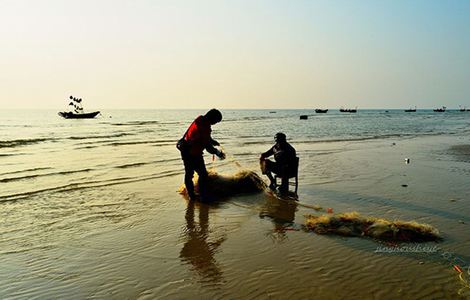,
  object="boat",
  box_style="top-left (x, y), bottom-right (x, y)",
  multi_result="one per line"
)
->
top-left (459, 105), bottom-right (466, 112)
top-left (340, 107), bottom-right (357, 113)
top-left (299, 115), bottom-right (308, 120)
top-left (315, 109), bottom-right (328, 113)
top-left (58, 111), bottom-right (101, 119)
top-left (58, 95), bottom-right (100, 119)
top-left (404, 106), bottom-right (416, 112)
top-left (433, 106), bottom-right (446, 112)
